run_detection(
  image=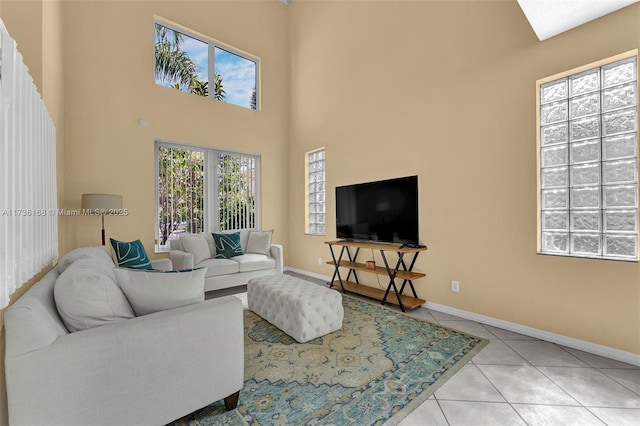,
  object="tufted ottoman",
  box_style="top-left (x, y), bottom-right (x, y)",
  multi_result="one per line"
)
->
top-left (247, 274), bottom-right (344, 343)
